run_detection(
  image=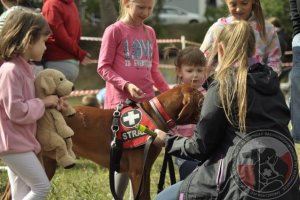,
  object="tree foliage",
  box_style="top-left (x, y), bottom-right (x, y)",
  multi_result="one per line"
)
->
top-left (260, 0), bottom-right (292, 34)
